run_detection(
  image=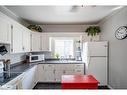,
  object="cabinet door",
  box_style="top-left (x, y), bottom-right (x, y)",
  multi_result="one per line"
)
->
top-left (54, 70), bottom-right (63, 82)
top-left (37, 64), bottom-right (55, 82)
top-left (0, 18), bottom-right (11, 44)
top-left (44, 70), bottom-right (55, 82)
top-left (41, 34), bottom-right (49, 51)
top-left (37, 64), bottom-right (45, 82)
top-left (11, 24), bottom-right (23, 53)
top-left (22, 28), bottom-right (30, 52)
top-left (31, 32), bottom-right (41, 51)
top-left (21, 66), bottom-right (37, 89)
